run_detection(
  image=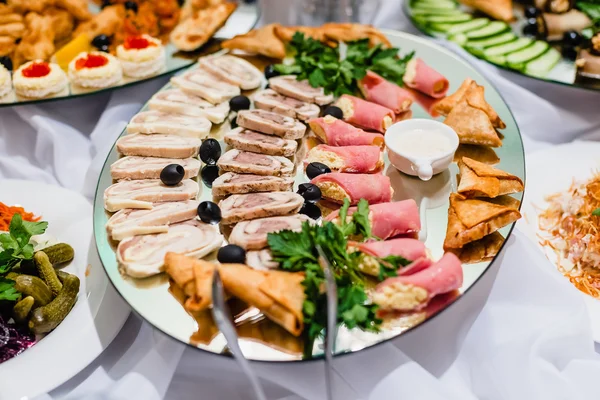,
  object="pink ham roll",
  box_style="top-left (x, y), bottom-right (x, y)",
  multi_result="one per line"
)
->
top-left (308, 116), bottom-right (384, 148)
top-left (326, 200), bottom-right (420, 239)
top-left (305, 144), bottom-right (383, 174)
top-left (311, 172), bottom-right (392, 205)
top-left (352, 238), bottom-right (426, 262)
top-left (335, 95), bottom-right (395, 133)
top-left (403, 58), bottom-right (449, 99)
top-left (358, 70), bottom-right (413, 114)
top-left (373, 253), bottom-right (463, 311)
